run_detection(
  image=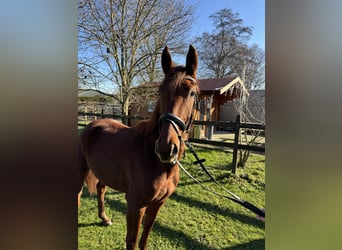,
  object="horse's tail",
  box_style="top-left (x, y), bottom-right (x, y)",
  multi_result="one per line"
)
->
top-left (84, 170), bottom-right (98, 195)
top-left (78, 126), bottom-right (98, 196)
